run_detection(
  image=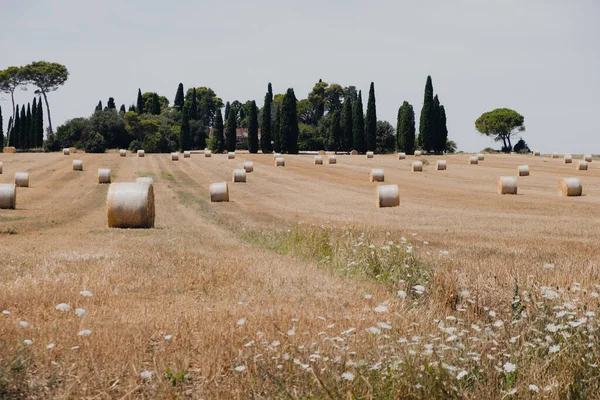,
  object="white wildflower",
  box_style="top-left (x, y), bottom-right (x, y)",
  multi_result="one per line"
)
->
top-left (440, 250), bottom-right (449, 255)
top-left (493, 320), bottom-right (504, 328)
top-left (543, 263), bottom-right (554, 269)
top-left (19, 321), bottom-right (29, 328)
top-left (55, 303), bottom-right (71, 312)
top-left (549, 344), bottom-right (560, 354)
top-left (342, 328), bottom-right (356, 335)
top-left (288, 329), bottom-right (295, 336)
top-left (529, 384), bottom-right (540, 392)
top-left (77, 329), bottom-right (92, 336)
top-left (412, 285), bottom-right (425, 295)
top-left (374, 304), bottom-right (389, 313)
top-left (234, 365), bottom-right (246, 372)
top-left (488, 310), bottom-right (497, 318)
top-left (24, 339), bottom-right (33, 345)
top-left (2, 310), bottom-right (10, 315)
top-left (397, 290), bottom-right (407, 299)
top-left (471, 324), bottom-right (481, 332)
top-left (46, 343), bottom-right (55, 349)
top-left (80, 290), bottom-right (93, 297)
top-left (75, 308), bottom-right (86, 318)
top-left (366, 327), bottom-right (381, 334)
top-left (237, 318), bottom-right (246, 326)
top-left (456, 370), bottom-right (468, 380)
top-left (271, 340), bottom-right (280, 347)
top-left (546, 323), bottom-right (559, 333)
top-left (140, 370), bottom-right (153, 380)
top-left (164, 334), bottom-right (173, 341)
top-left (503, 362), bottom-right (516, 373)
top-left (377, 322), bottom-right (392, 330)
top-left (364, 293), bottom-right (373, 299)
